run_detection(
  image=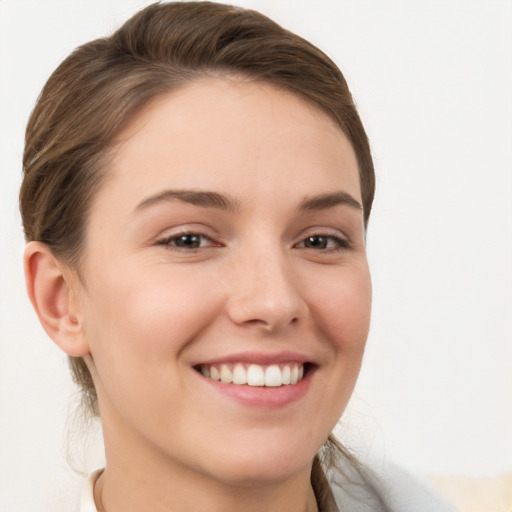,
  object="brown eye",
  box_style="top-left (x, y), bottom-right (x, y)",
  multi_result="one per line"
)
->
top-left (158, 233), bottom-right (214, 250)
top-left (296, 234), bottom-right (350, 251)
top-left (303, 236), bottom-right (330, 249)
top-left (173, 234), bottom-right (202, 248)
